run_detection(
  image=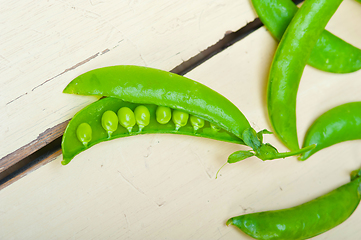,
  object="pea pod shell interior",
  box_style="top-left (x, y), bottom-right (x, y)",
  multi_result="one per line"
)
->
top-left (61, 97), bottom-right (244, 165)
